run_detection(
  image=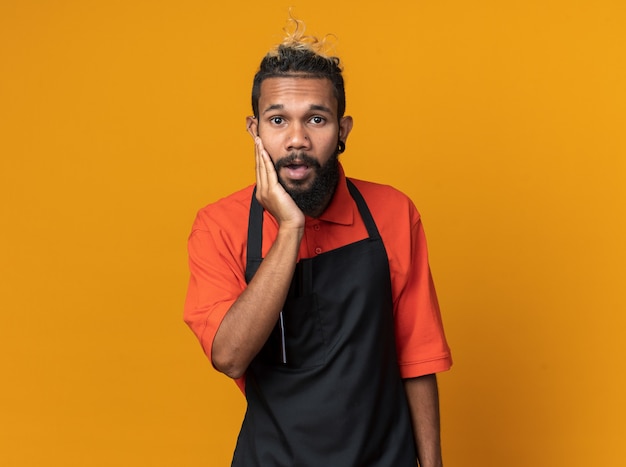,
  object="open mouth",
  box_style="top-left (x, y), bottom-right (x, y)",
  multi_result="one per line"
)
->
top-left (286, 162), bottom-right (308, 169)
top-left (283, 163), bottom-right (311, 180)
